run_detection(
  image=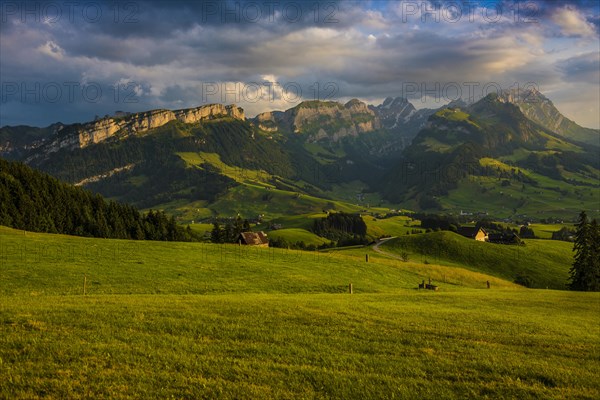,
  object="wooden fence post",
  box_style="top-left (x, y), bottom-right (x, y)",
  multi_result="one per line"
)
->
top-left (83, 275), bottom-right (87, 296)
top-left (349, 283), bottom-right (353, 294)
